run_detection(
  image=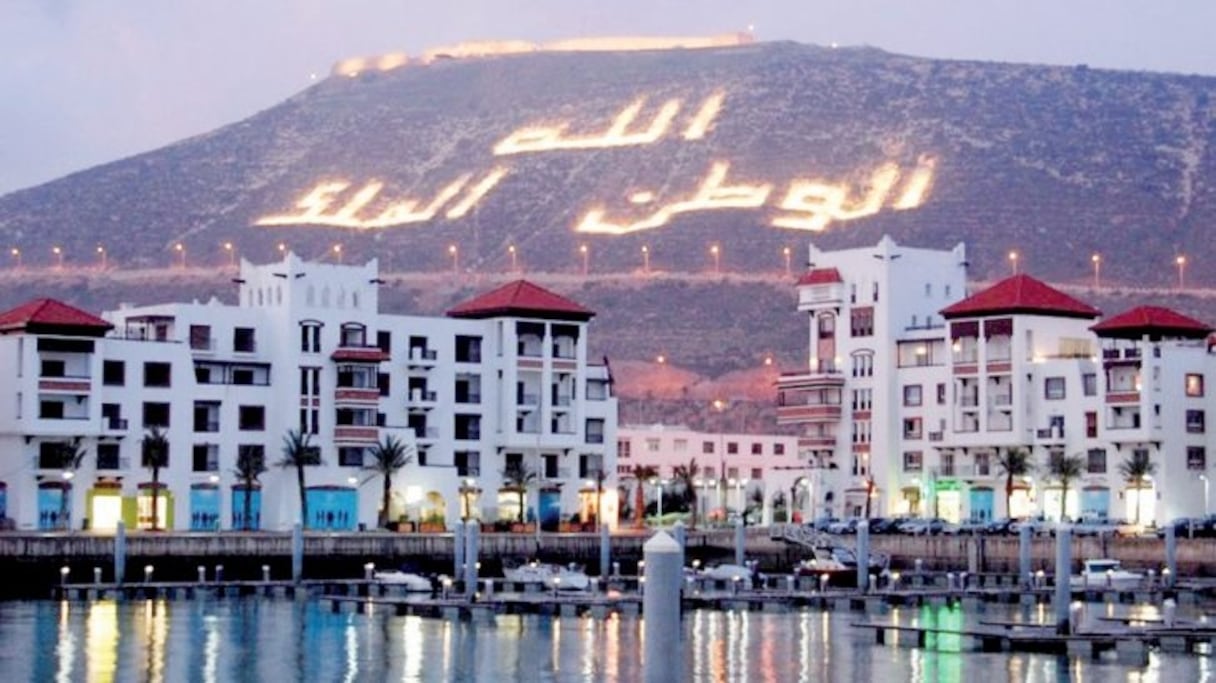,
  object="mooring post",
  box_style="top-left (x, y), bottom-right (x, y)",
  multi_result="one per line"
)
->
top-left (600, 523), bottom-right (611, 579)
top-left (464, 520), bottom-right (480, 597)
top-left (734, 518), bottom-right (745, 567)
top-left (1164, 524), bottom-right (1177, 588)
top-left (673, 520), bottom-right (686, 558)
top-left (291, 522), bottom-right (303, 584)
top-left (856, 523), bottom-right (870, 593)
top-left (1018, 524), bottom-right (1032, 588)
top-left (114, 521), bottom-right (126, 586)
top-left (453, 522), bottom-right (465, 583)
top-left (1054, 525), bottom-right (1072, 634)
top-left (642, 532), bottom-right (682, 683)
